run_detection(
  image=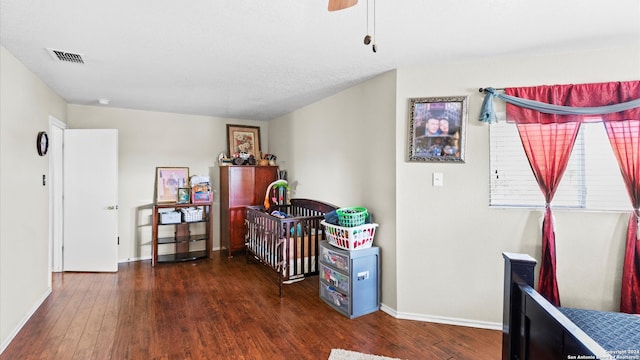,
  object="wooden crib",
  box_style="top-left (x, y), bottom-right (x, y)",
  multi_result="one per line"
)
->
top-left (245, 198), bottom-right (338, 297)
